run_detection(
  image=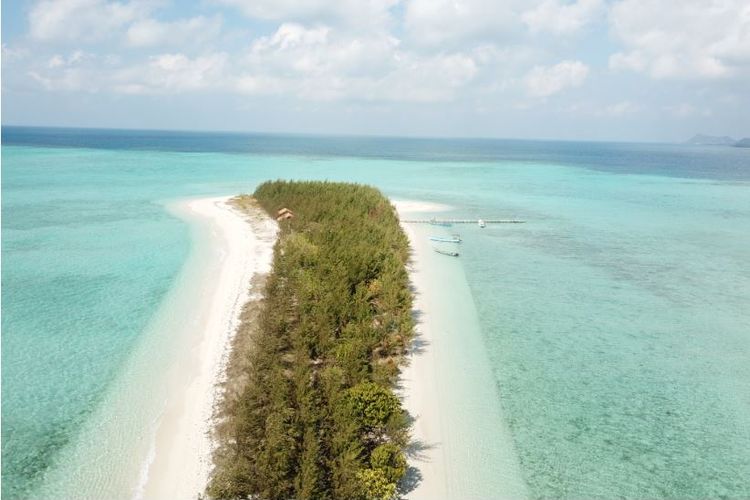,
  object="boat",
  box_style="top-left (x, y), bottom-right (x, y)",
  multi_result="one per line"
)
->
top-left (478, 219), bottom-right (486, 228)
top-left (429, 235), bottom-right (461, 243)
top-left (434, 248), bottom-right (459, 257)
top-left (429, 218), bottom-right (452, 227)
